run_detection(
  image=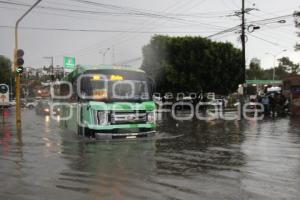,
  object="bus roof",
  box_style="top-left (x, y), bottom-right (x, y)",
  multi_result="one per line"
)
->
top-left (79, 65), bottom-right (144, 73)
top-left (63, 65), bottom-right (145, 81)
